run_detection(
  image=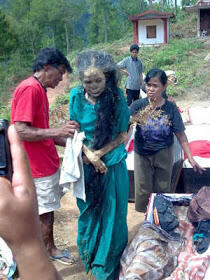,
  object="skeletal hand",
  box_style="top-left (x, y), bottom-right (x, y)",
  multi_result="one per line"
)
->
top-left (86, 150), bottom-right (107, 173)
